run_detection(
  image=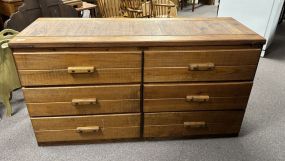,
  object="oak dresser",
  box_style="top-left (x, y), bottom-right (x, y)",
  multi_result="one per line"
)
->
top-left (9, 18), bottom-right (266, 145)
